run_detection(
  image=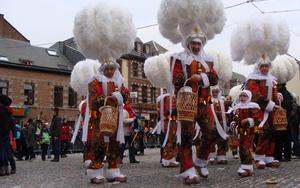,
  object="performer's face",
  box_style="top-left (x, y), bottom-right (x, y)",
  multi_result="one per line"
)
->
top-left (189, 41), bottom-right (202, 55)
top-left (104, 67), bottom-right (115, 78)
top-left (239, 93), bottom-right (249, 103)
top-left (259, 64), bottom-right (269, 75)
top-left (212, 89), bottom-right (220, 98)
